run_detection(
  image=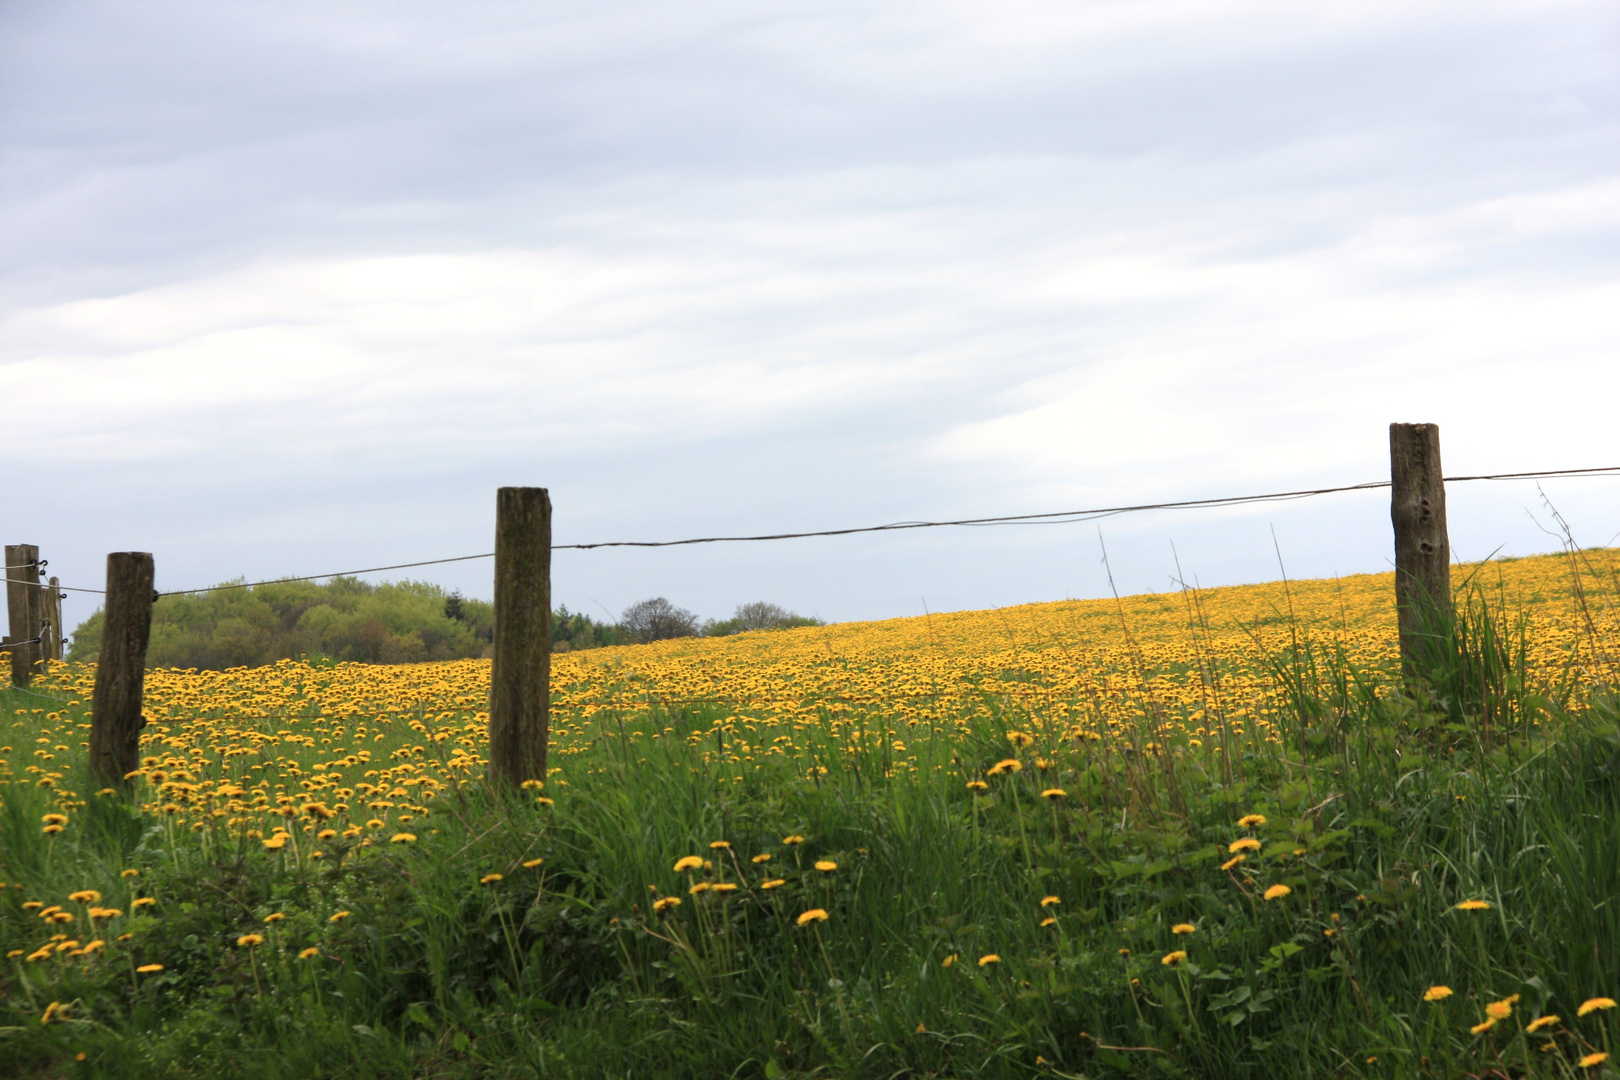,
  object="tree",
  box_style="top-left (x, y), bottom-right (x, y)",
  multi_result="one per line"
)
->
top-left (620, 597), bottom-right (700, 644)
top-left (444, 590), bottom-right (465, 622)
top-left (704, 601), bottom-right (824, 636)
